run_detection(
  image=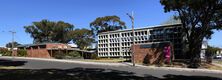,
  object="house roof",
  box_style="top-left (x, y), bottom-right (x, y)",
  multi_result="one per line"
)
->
top-left (17, 43), bottom-right (66, 48)
top-left (68, 44), bottom-right (78, 48)
top-left (47, 48), bottom-right (96, 53)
